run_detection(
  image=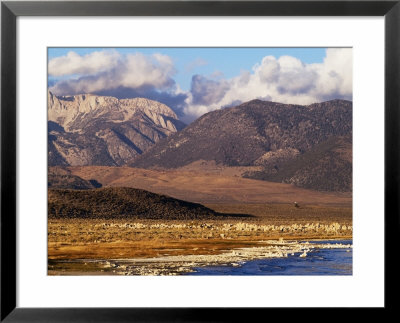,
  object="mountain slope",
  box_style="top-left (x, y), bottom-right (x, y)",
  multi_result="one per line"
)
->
top-left (130, 99), bottom-right (352, 191)
top-left (243, 135), bottom-right (352, 192)
top-left (131, 99), bottom-right (352, 167)
top-left (48, 91), bottom-right (185, 166)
